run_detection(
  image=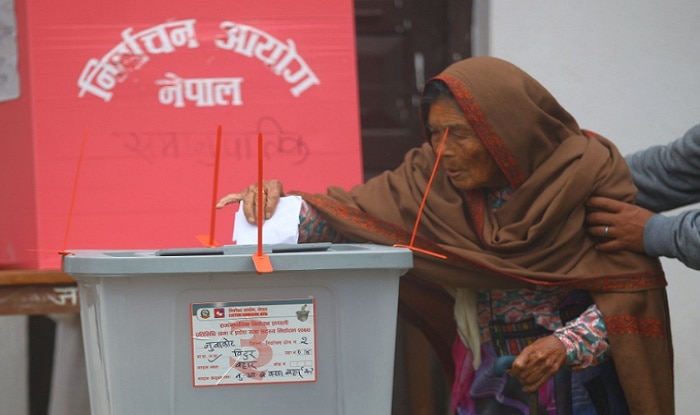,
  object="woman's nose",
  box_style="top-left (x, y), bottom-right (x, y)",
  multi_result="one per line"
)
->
top-left (439, 138), bottom-right (457, 156)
